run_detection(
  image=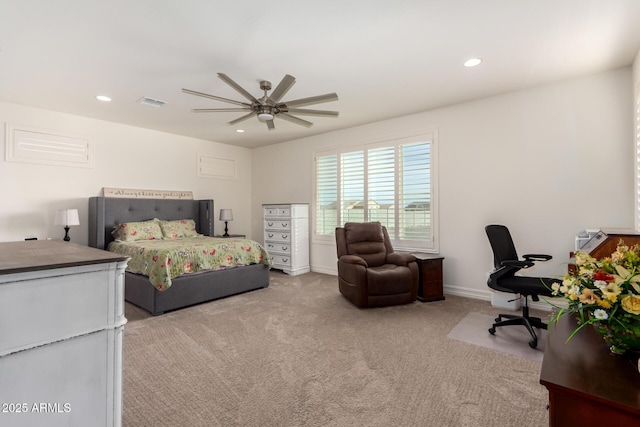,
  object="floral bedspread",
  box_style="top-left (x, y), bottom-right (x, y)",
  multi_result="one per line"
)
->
top-left (108, 236), bottom-right (272, 291)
